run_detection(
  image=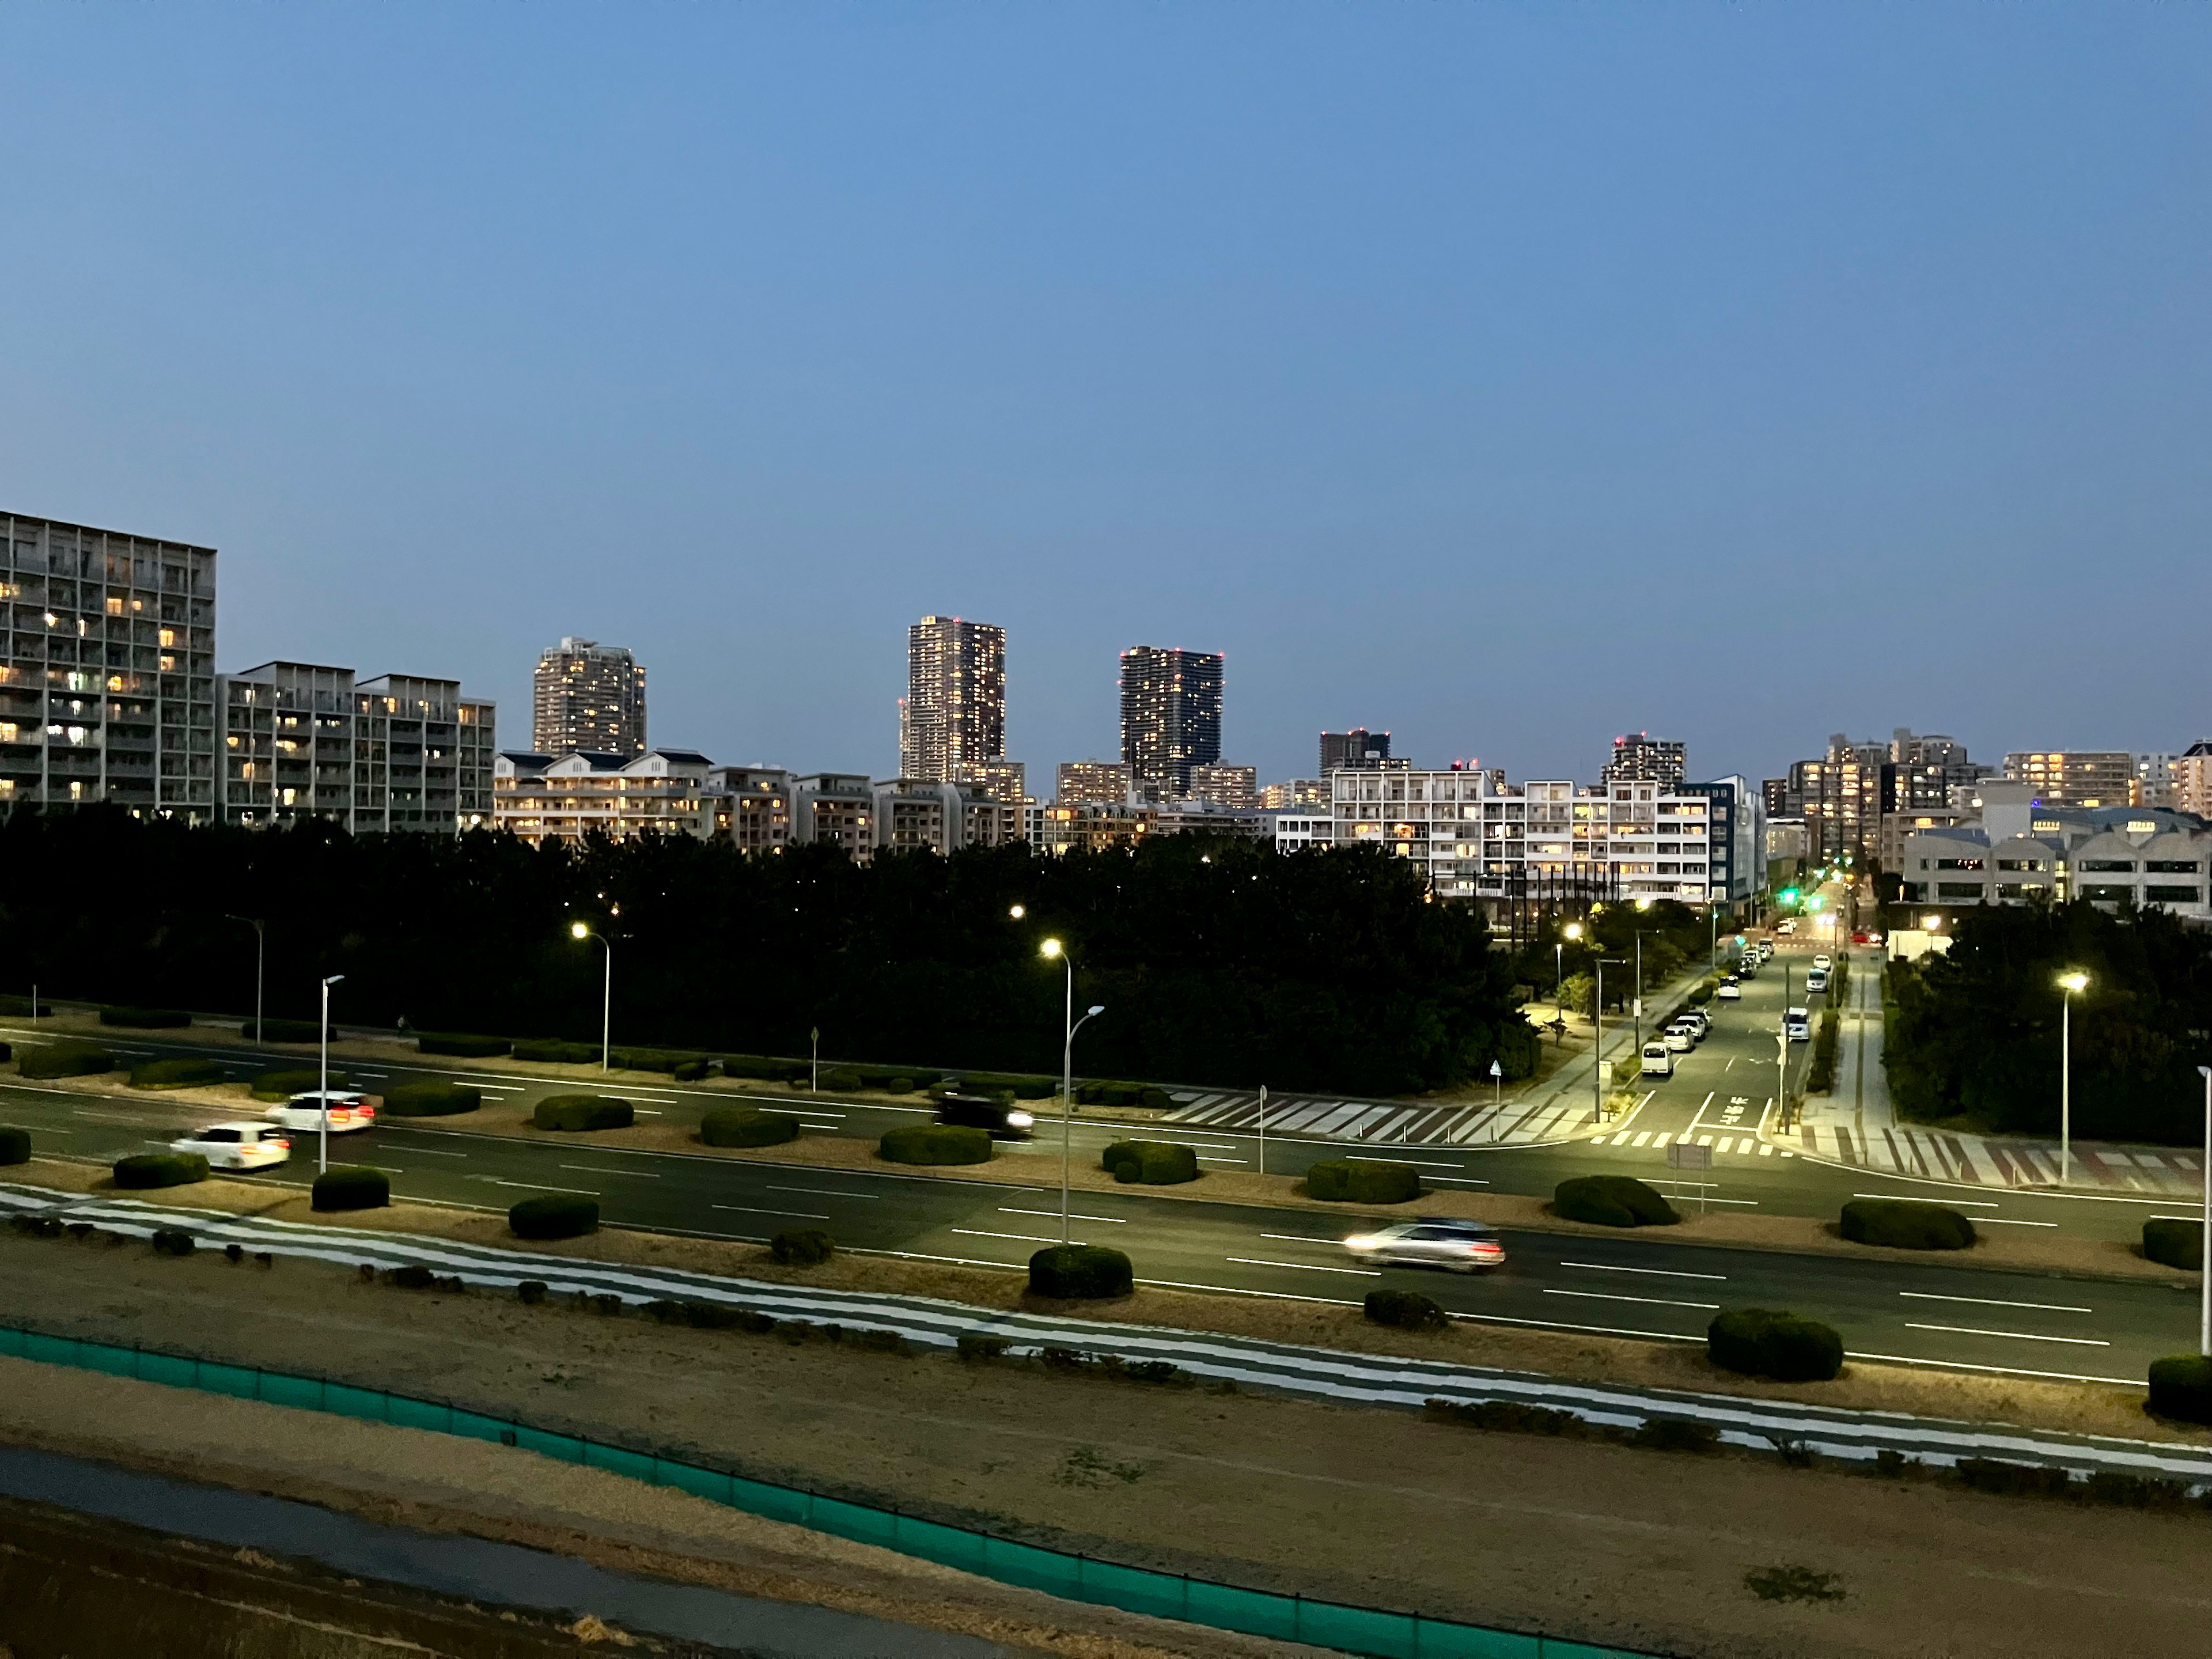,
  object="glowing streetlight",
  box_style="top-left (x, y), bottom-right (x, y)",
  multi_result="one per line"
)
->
top-left (1922, 915), bottom-right (1941, 932)
top-left (570, 922), bottom-right (612, 1072)
top-left (2057, 971), bottom-right (2089, 1184)
top-left (1554, 922), bottom-right (1582, 1043)
top-left (1039, 937), bottom-right (1101, 1241)
top-left (1009, 904), bottom-right (1025, 920)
